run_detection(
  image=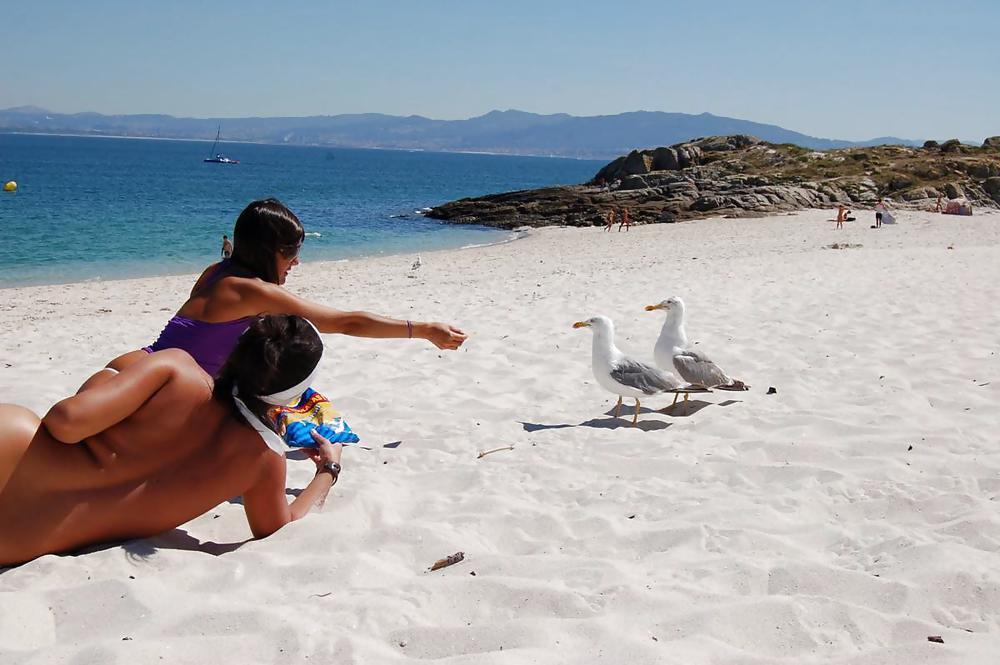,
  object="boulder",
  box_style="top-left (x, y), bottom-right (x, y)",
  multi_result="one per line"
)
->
top-left (944, 182), bottom-right (964, 199)
top-left (923, 140), bottom-right (940, 150)
top-left (888, 174), bottom-right (914, 191)
top-left (967, 162), bottom-right (997, 178)
top-left (983, 136), bottom-right (1000, 149)
top-left (900, 186), bottom-right (940, 201)
top-left (984, 177), bottom-right (1000, 202)
top-left (940, 139), bottom-right (964, 153)
top-left (621, 150), bottom-right (653, 176)
top-left (695, 135), bottom-right (760, 153)
top-left (651, 147), bottom-right (680, 171)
